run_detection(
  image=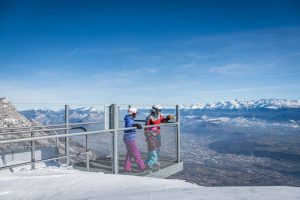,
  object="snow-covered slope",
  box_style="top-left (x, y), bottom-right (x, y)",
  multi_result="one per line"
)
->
top-left (0, 168), bottom-right (299, 200)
